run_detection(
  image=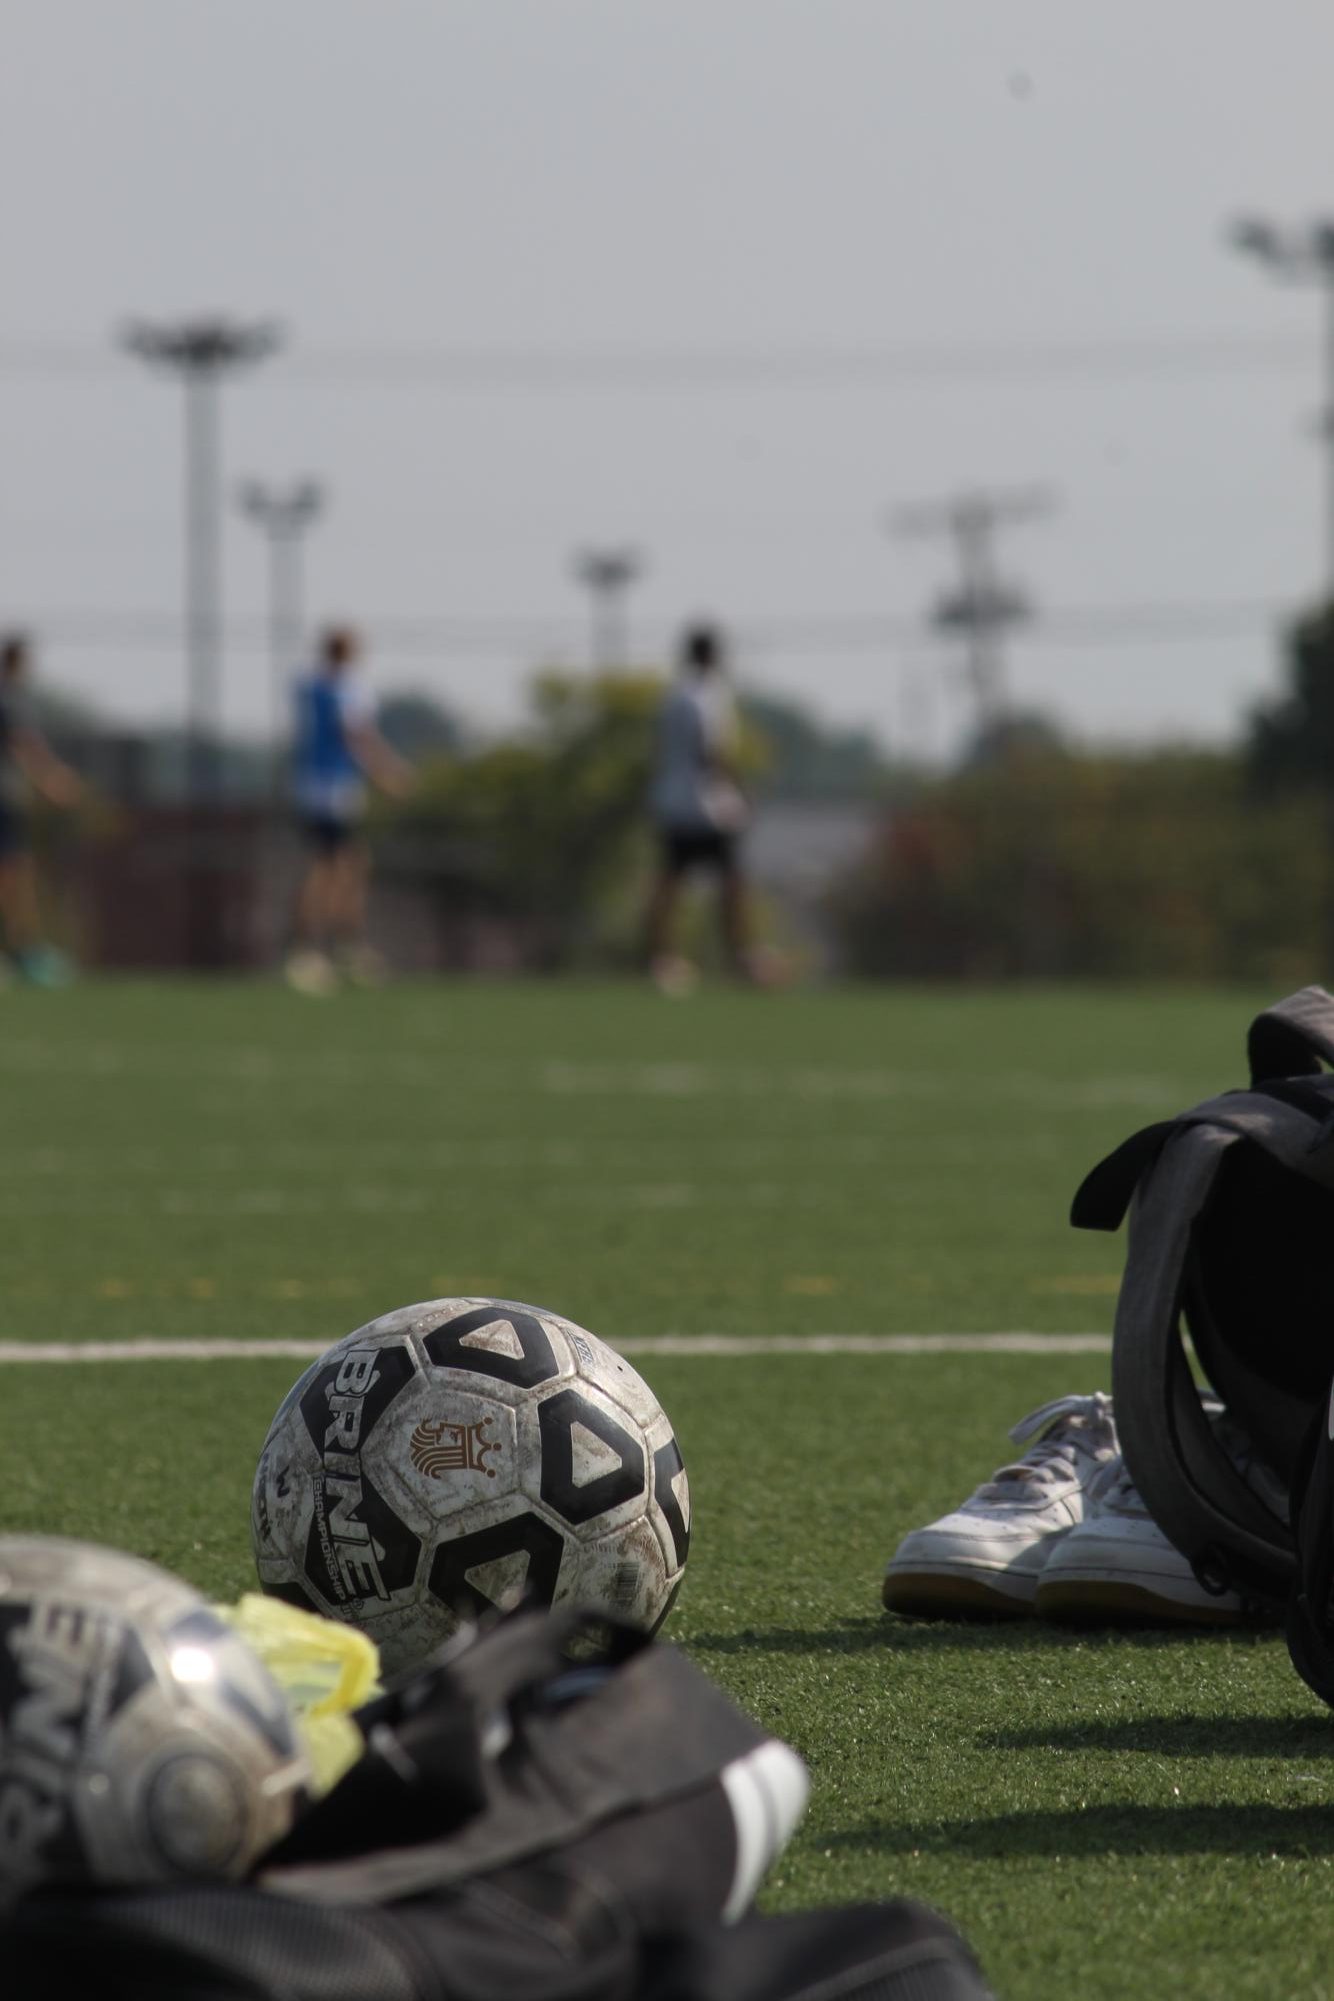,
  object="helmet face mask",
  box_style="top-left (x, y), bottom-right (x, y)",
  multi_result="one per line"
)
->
top-left (0, 1539), bottom-right (310, 1903)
